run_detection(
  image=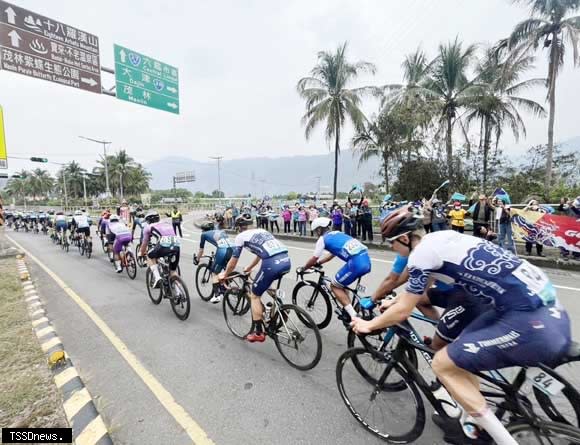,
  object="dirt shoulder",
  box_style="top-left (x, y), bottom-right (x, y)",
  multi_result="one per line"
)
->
top-left (0, 256), bottom-right (69, 431)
